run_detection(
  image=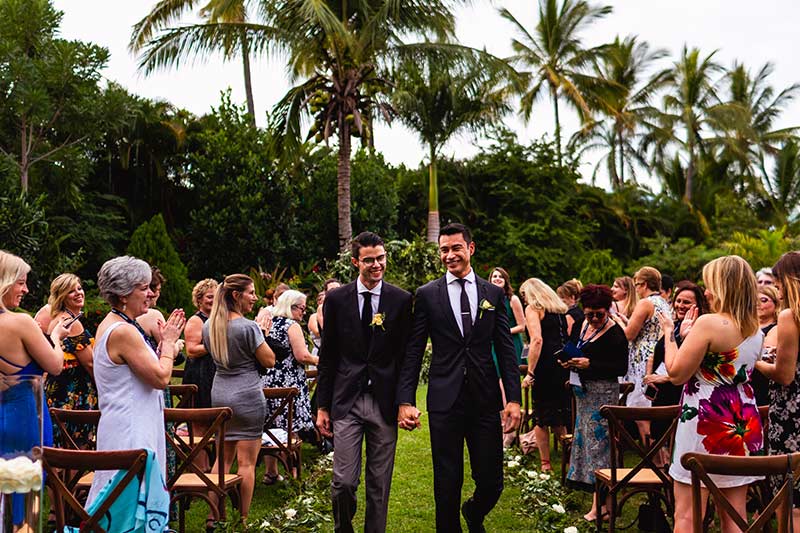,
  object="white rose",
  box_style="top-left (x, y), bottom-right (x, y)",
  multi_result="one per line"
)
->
top-left (527, 470), bottom-right (537, 478)
top-left (552, 503), bottom-right (566, 514)
top-left (507, 460), bottom-right (520, 468)
top-left (564, 527), bottom-right (579, 533)
top-left (302, 497), bottom-right (314, 506)
top-left (0, 457), bottom-right (41, 494)
top-left (539, 473), bottom-right (551, 480)
top-left (284, 508), bottom-right (297, 519)
top-left (514, 455), bottom-right (522, 461)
